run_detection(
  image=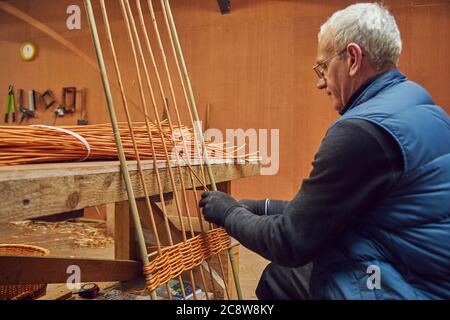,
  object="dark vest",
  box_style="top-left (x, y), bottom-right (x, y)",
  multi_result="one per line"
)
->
top-left (311, 69), bottom-right (450, 299)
